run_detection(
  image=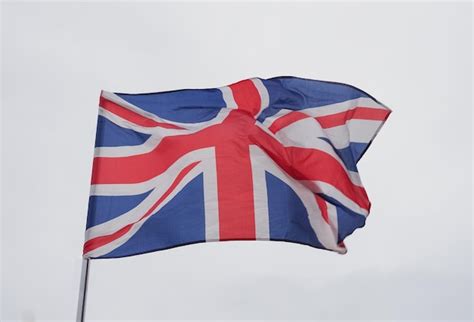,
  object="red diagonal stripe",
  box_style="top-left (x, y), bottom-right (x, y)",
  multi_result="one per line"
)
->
top-left (269, 111), bottom-right (310, 133)
top-left (315, 195), bottom-right (330, 224)
top-left (315, 107), bottom-right (390, 128)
